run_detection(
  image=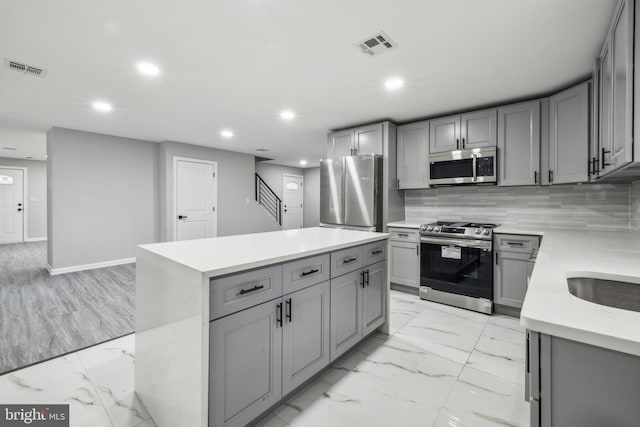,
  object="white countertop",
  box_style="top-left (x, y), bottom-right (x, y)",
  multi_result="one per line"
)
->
top-left (518, 228), bottom-right (640, 356)
top-left (138, 227), bottom-right (388, 277)
top-left (387, 220), bottom-right (429, 229)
